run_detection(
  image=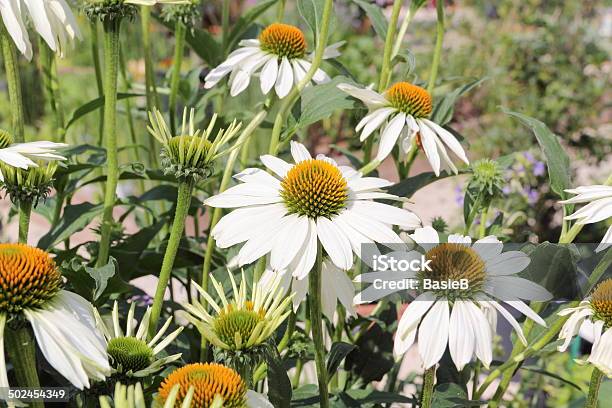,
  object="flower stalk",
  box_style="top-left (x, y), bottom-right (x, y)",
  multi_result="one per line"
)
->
top-left (97, 17), bottom-right (122, 267)
top-left (585, 367), bottom-right (604, 408)
top-left (427, 0), bottom-right (445, 94)
top-left (149, 180), bottom-right (194, 336)
top-left (378, 0), bottom-right (403, 92)
top-left (421, 366), bottom-right (436, 408)
top-left (5, 326), bottom-right (43, 408)
top-left (169, 21), bottom-right (186, 135)
top-left (0, 21), bottom-right (24, 142)
top-left (18, 200), bottom-right (32, 244)
top-left (309, 243), bottom-right (330, 407)
top-left (39, 41), bottom-right (66, 142)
